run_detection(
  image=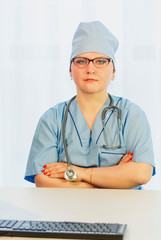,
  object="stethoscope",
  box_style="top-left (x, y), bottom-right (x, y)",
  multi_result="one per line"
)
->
top-left (63, 94), bottom-right (121, 181)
